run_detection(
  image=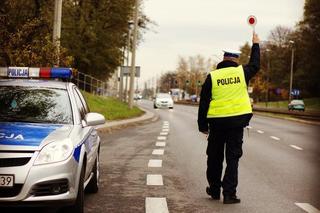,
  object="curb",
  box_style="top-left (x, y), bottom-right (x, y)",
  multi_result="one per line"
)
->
top-left (96, 106), bottom-right (159, 133)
